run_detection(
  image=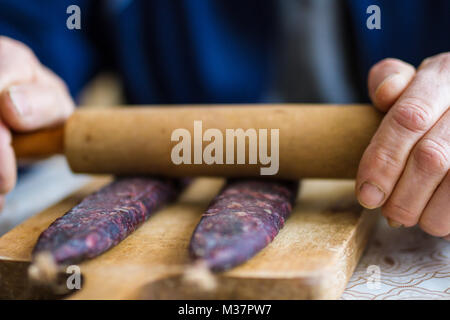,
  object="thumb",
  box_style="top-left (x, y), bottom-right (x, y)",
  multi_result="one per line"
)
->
top-left (368, 58), bottom-right (416, 112)
top-left (0, 81), bottom-right (74, 132)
